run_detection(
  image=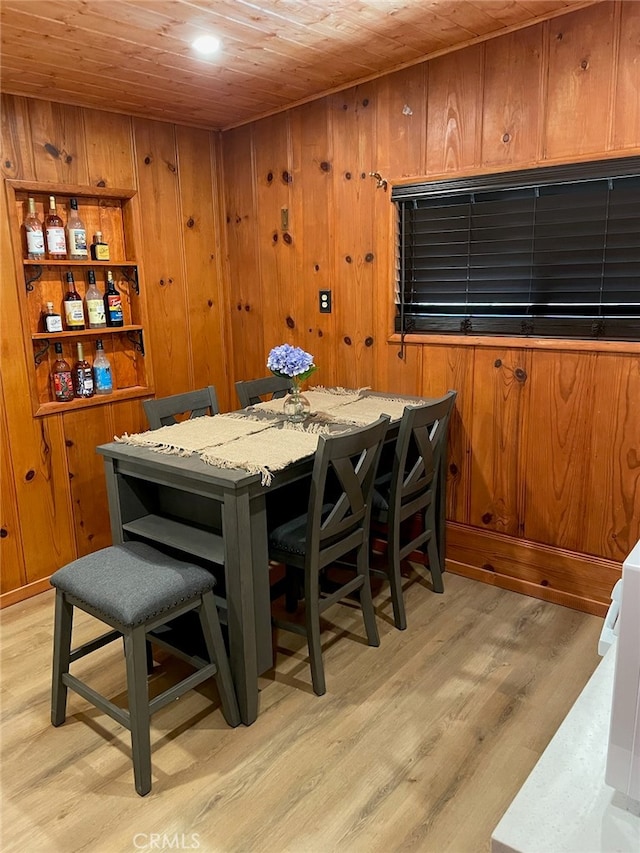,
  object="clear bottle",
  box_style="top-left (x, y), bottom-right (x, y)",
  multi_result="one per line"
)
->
top-left (51, 343), bottom-right (74, 402)
top-left (63, 271), bottom-right (85, 330)
top-left (43, 301), bottom-right (63, 333)
top-left (93, 340), bottom-right (113, 395)
top-left (44, 195), bottom-right (67, 260)
top-left (67, 198), bottom-right (88, 260)
top-left (24, 197), bottom-right (45, 260)
top-left (72, 342), bottom-right (94, 398)
top-left (85, 270), bottom-right (106, 329)
top-left (104, 270), bottom-right (124, 327)
top-left (90, 230), bottom-right (110, 261)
